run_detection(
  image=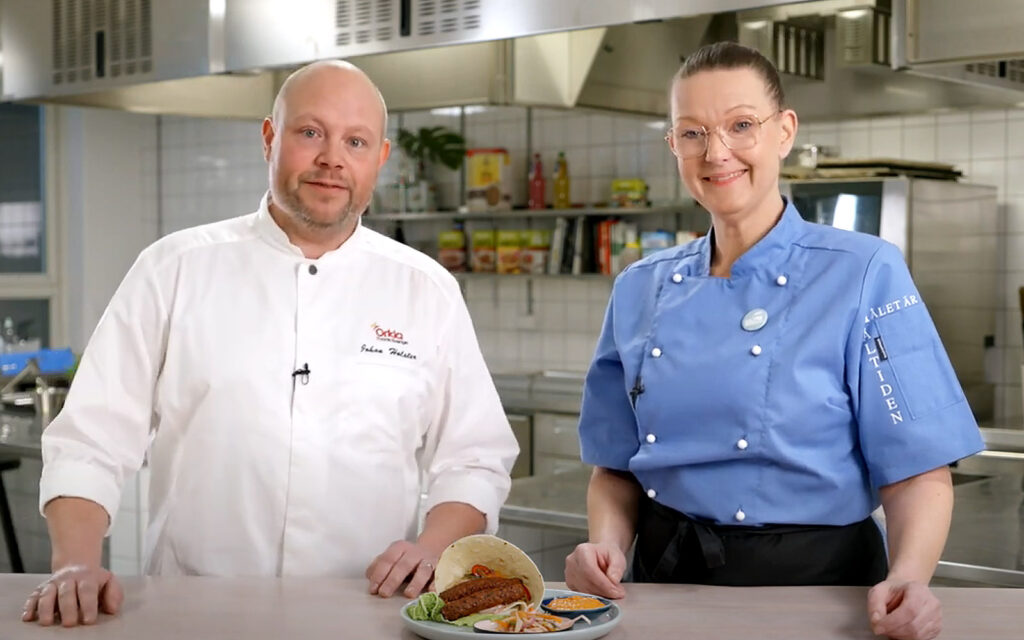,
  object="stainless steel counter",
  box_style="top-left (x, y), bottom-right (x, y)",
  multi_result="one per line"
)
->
top-left (0, 410), bottom-right (43, 459)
